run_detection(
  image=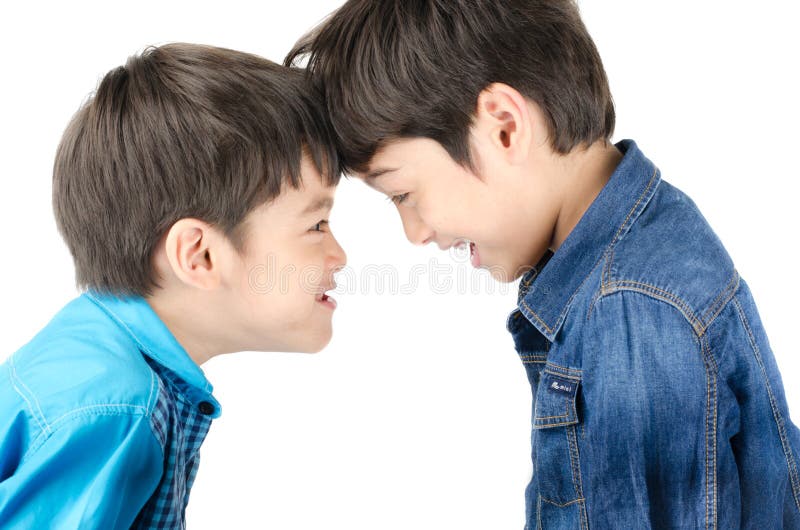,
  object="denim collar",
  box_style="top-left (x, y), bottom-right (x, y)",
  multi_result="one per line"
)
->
top-left (516, 140), bottom-right (661, 342)
top-left (85, 291), bottom-right (220, 412)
